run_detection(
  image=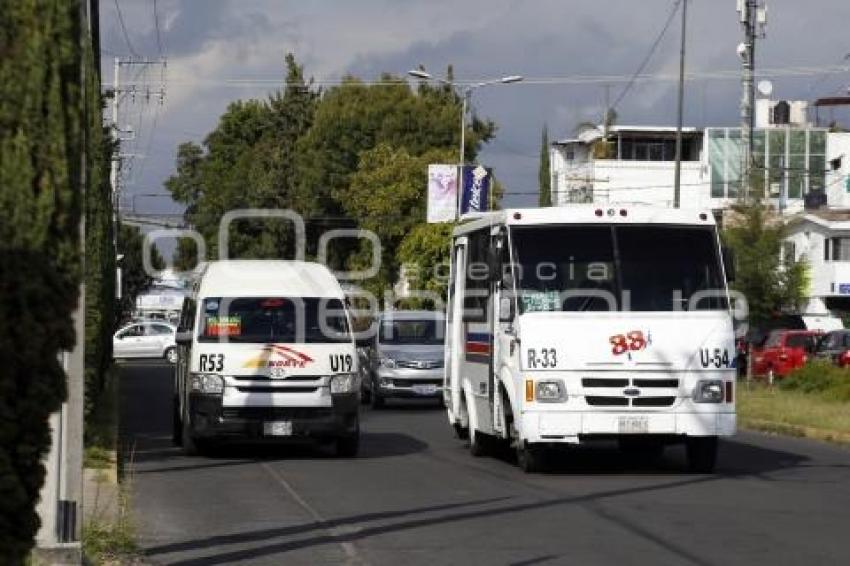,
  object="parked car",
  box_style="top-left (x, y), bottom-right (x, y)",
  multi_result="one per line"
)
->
top-left (814, 329), bottom-right (850, 367)
top-left (113, 321), bottom-right (178, 363)
top-left (751, 329), bottom-right (821, 379)
top-left (362, 310), bottom-right (445, 408)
